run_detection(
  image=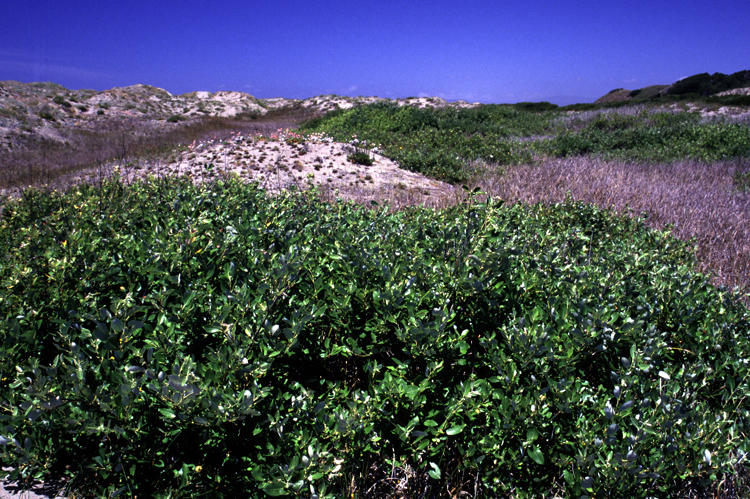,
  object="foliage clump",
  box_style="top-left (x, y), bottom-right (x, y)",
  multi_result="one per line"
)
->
top-left (0, 178), bottom-right (748, 497)
top-left (52, 95), bottom-right (72, 108)
top-left (300, 103), bottom-right (553, 182)
top-left (547, 112), bottom-right (750, 162)
top-left (668, 70), bottom-right (750, 97)
top-left (301, 102), bottom-right (750, 182)
top-left (37, 106), bottom-right (55, 121)
top-left (734, 169), bottom-right (750, 192)
top-left (347, 150), bottom-right (373, 165)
